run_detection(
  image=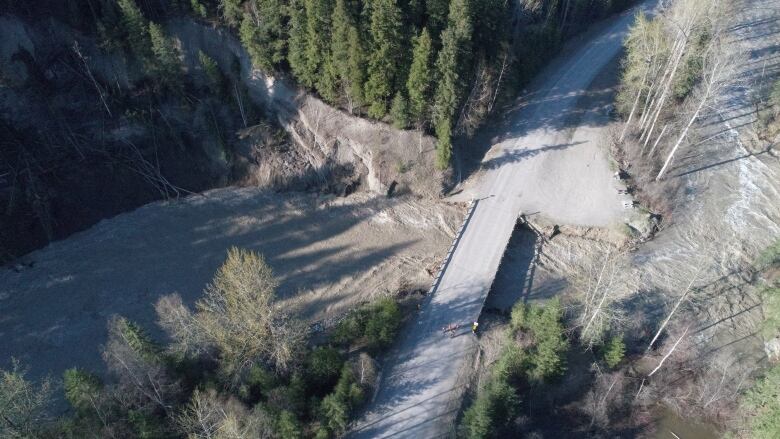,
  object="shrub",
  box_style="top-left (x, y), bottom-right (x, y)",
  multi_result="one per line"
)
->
top-left (276, 410), bottom-right (302, 439)
top-left (306, 347), bottom-right (344, 394)
top-left (760, 285), bottom-right (780, 339)
top-left (320, 393), bottom-right (349, 435)
top-left (602, 335), bottom-right (625, 369)
top-left (756, 239), bottom-right (780, 270)
top-left (460, 377), bottom-right (520, 439)
top-left (364, 298), bottom-right (402, 350)
top-left (742, 364), bottom-right (780, 438)
top-left (510, 298), bottom-right (569, 382)
top-left (243, 364), bottom-right (278, 401)
top-left (332, 298), bottom-right (403, 351)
